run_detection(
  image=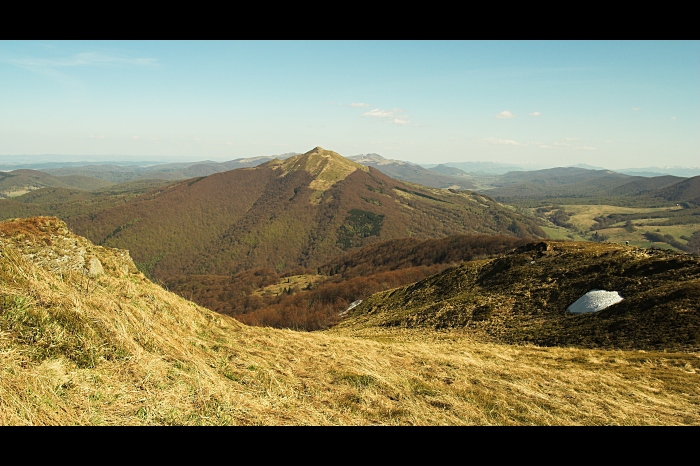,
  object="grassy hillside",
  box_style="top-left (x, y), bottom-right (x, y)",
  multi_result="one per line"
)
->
top-left (1, 217), bottom-right (699, 425)
top-left (338, 240), bottom-right (700, 352)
